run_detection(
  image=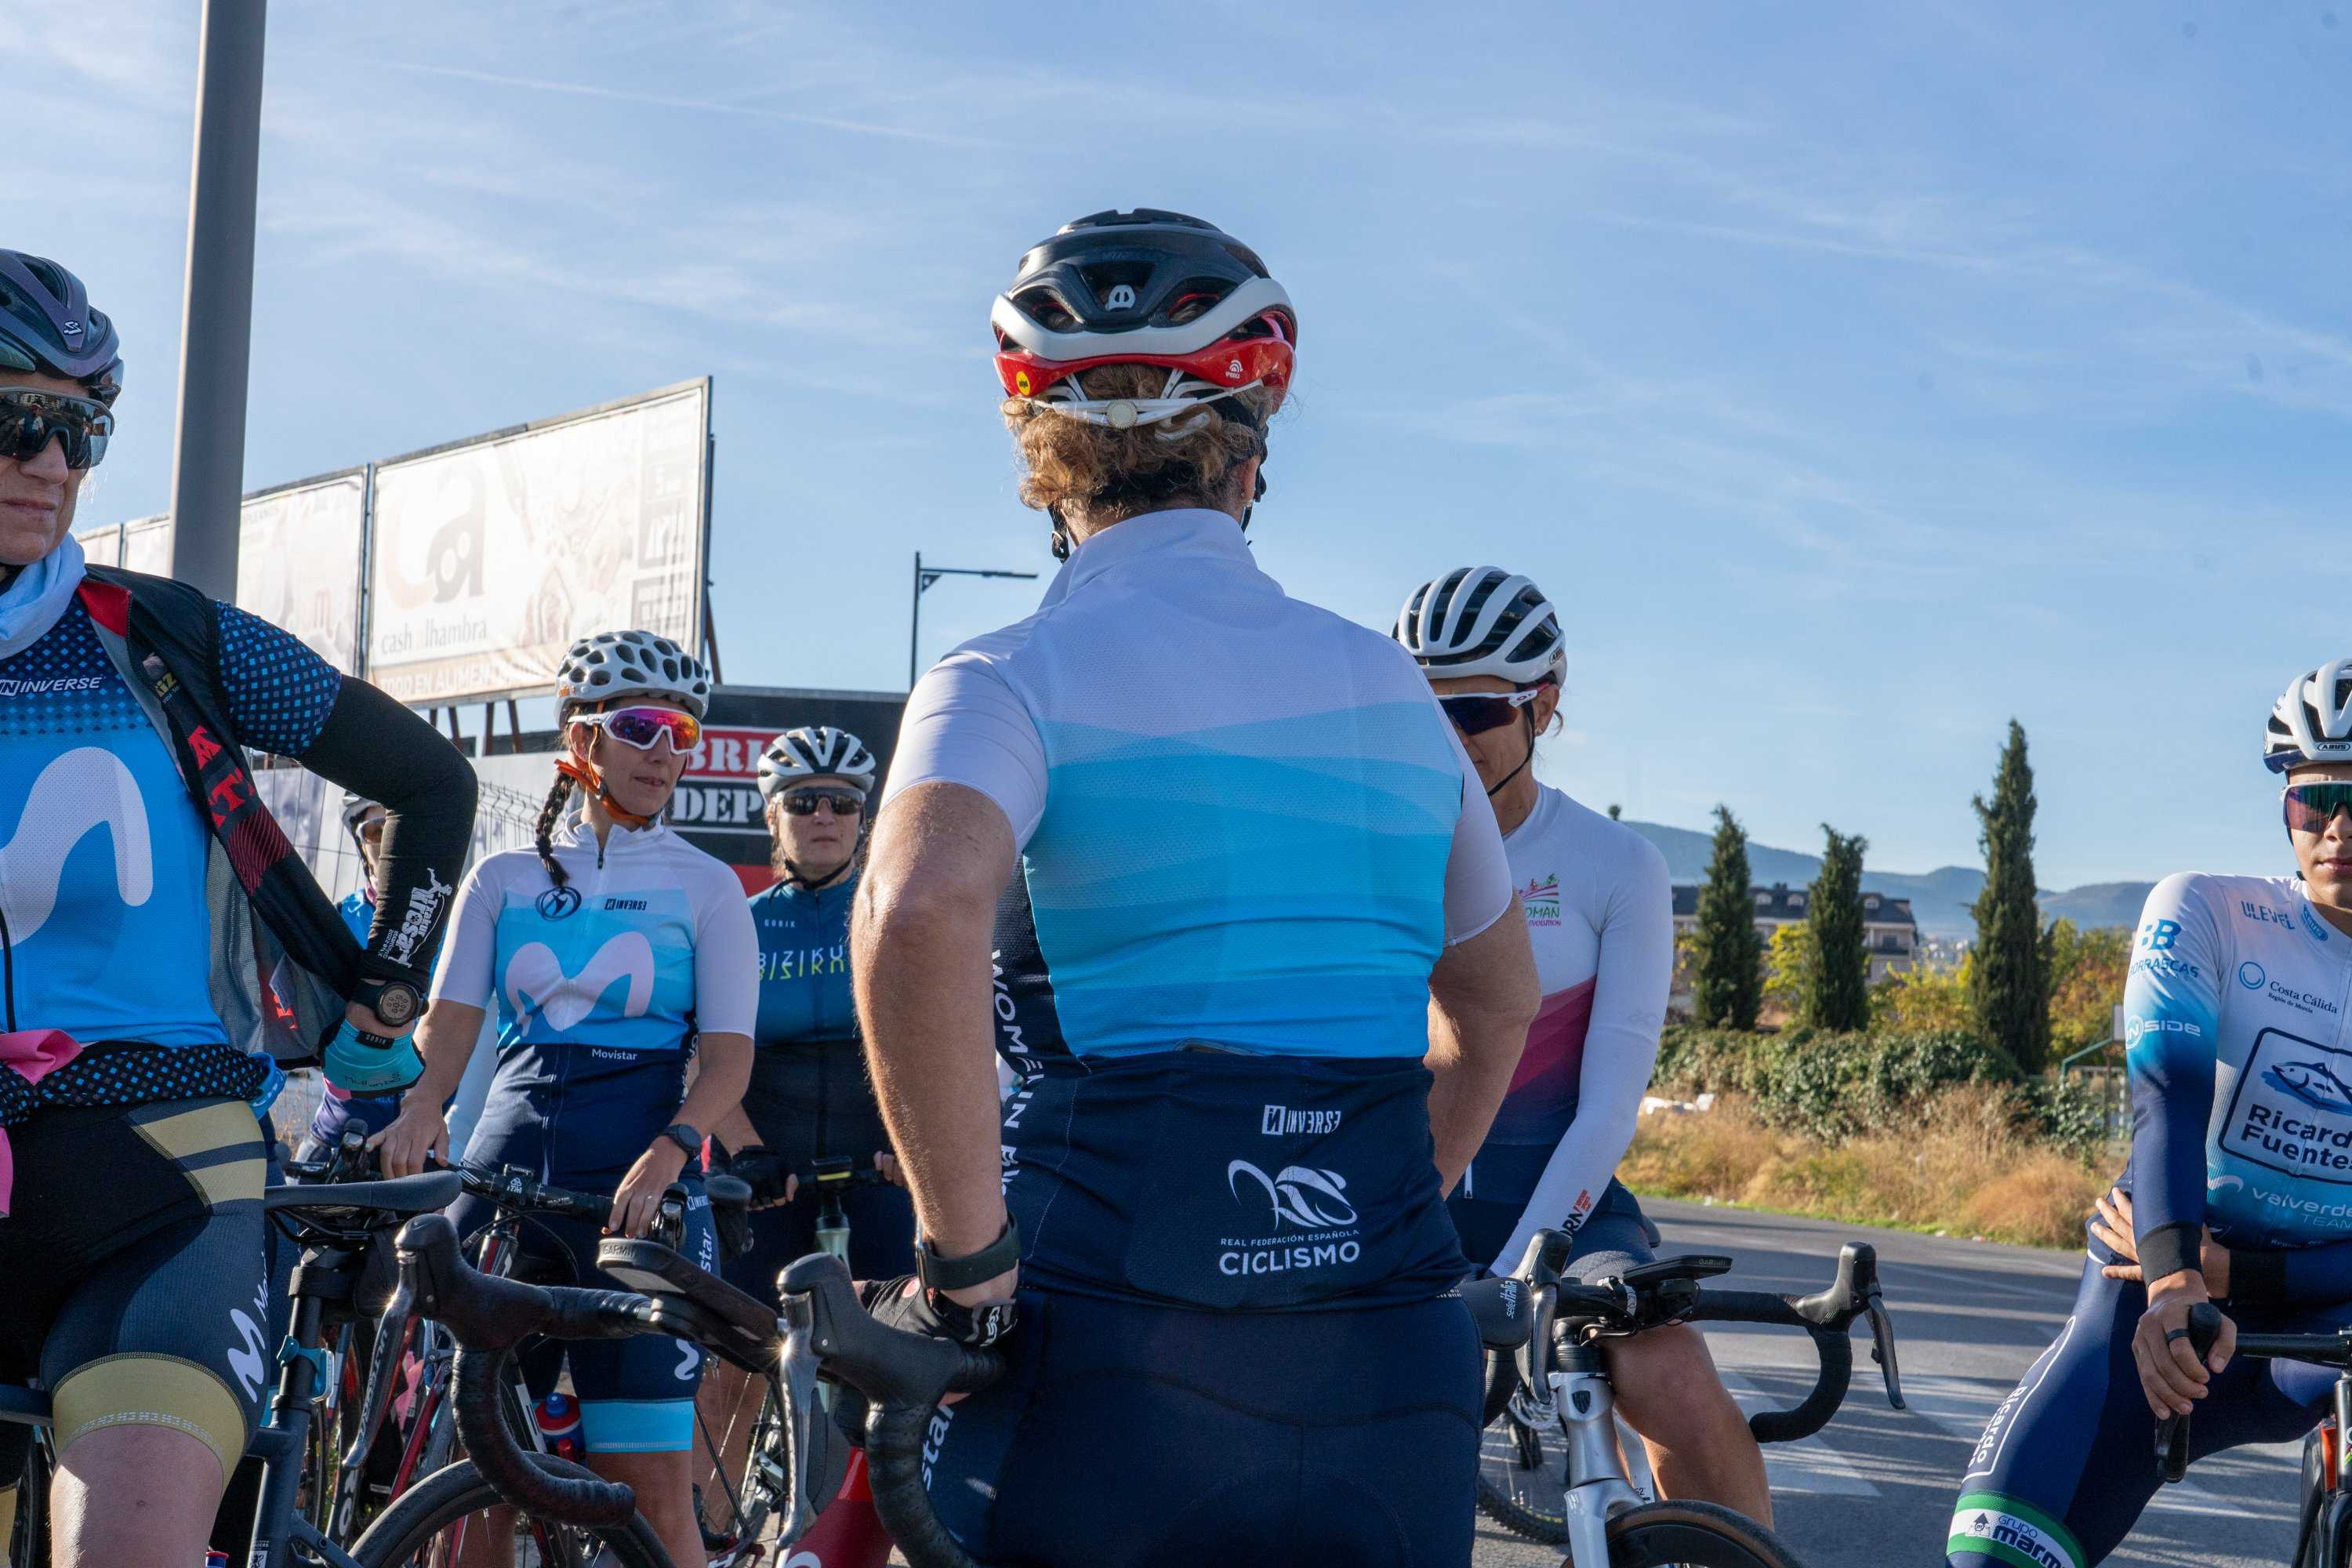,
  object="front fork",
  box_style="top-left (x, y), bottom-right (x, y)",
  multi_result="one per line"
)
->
top-left (1552, 1341), bottom-right (1645, 1566)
